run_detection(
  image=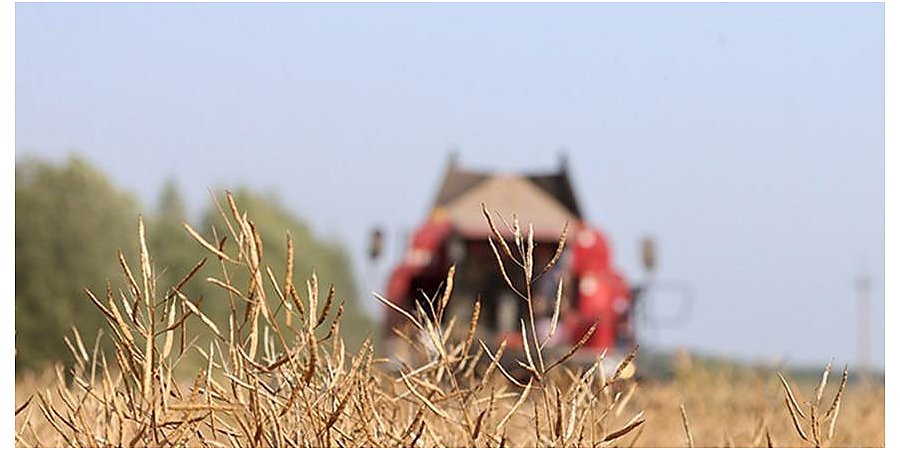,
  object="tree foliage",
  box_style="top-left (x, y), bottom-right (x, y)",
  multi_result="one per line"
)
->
top-left (147, 178), bottom-right (199, 292)
top-left (16, 156), bottom-right (373, 374)
top-left (15, 156), bottom-right (138, 371)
